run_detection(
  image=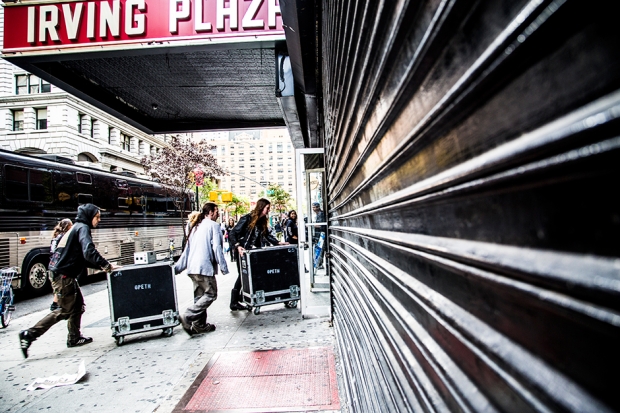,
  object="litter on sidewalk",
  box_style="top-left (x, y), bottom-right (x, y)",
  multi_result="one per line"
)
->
top-left (26, 360), bottom-right (86, 391)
